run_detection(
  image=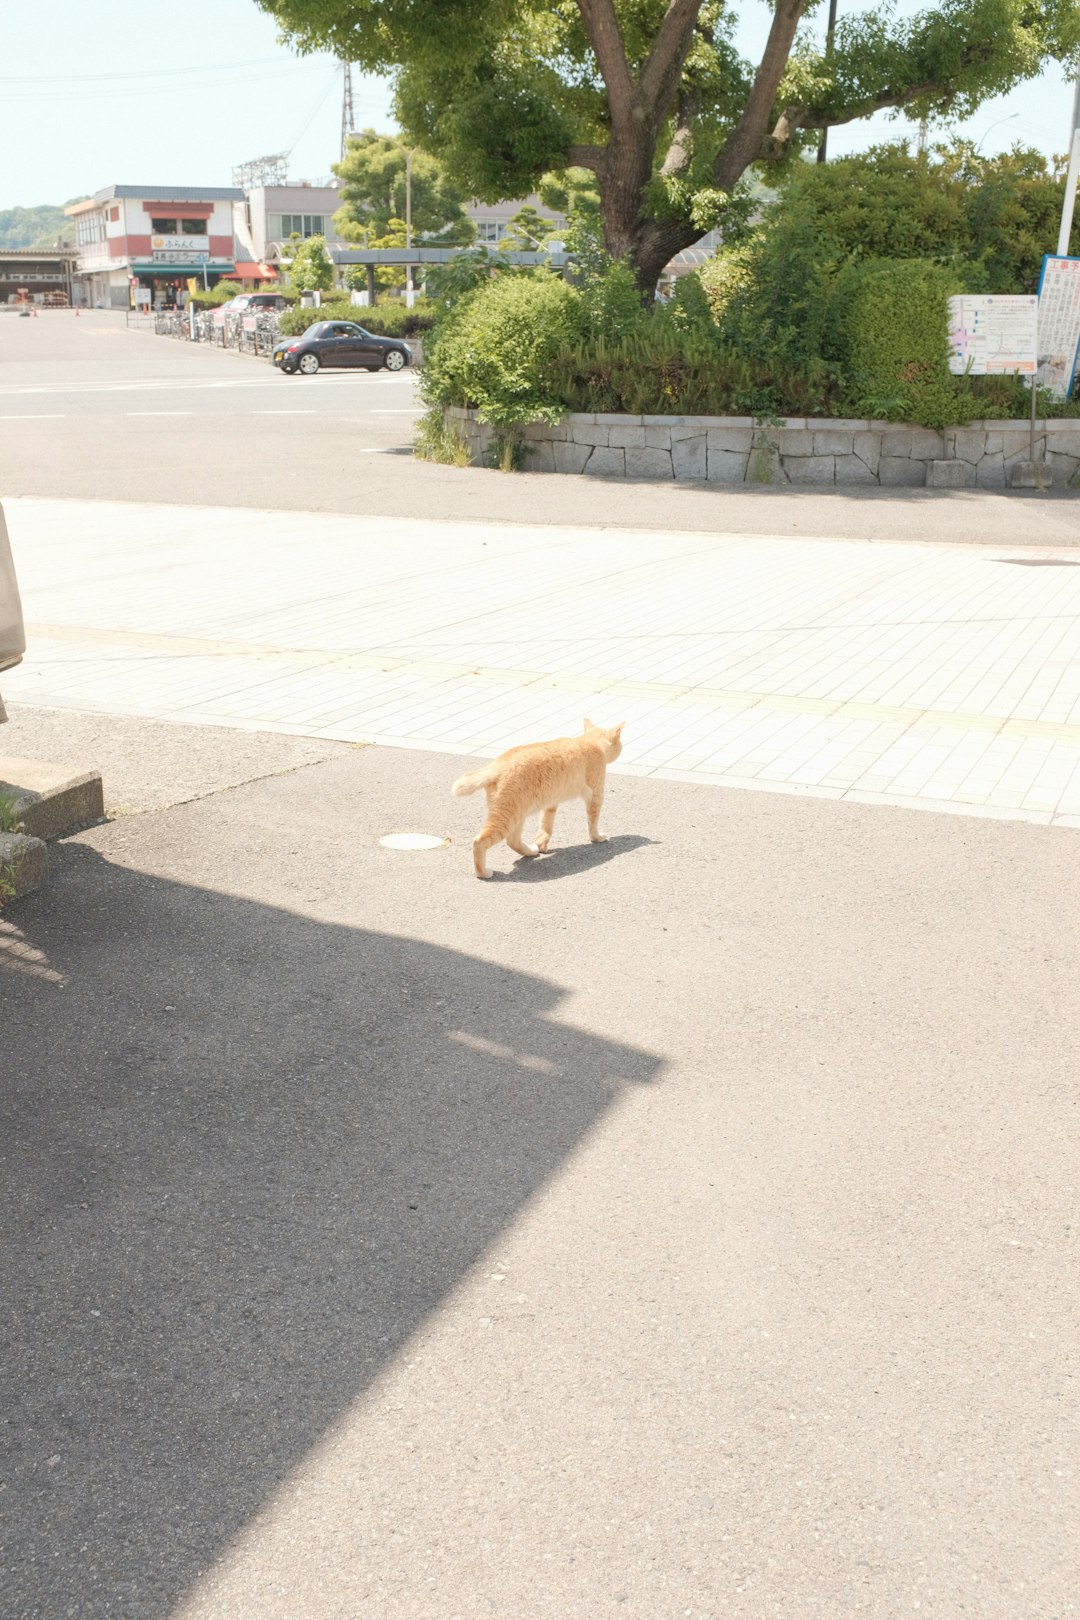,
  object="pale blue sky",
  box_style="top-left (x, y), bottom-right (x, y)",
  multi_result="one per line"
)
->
top-left (2, 0), bottom-right (1077, 209)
